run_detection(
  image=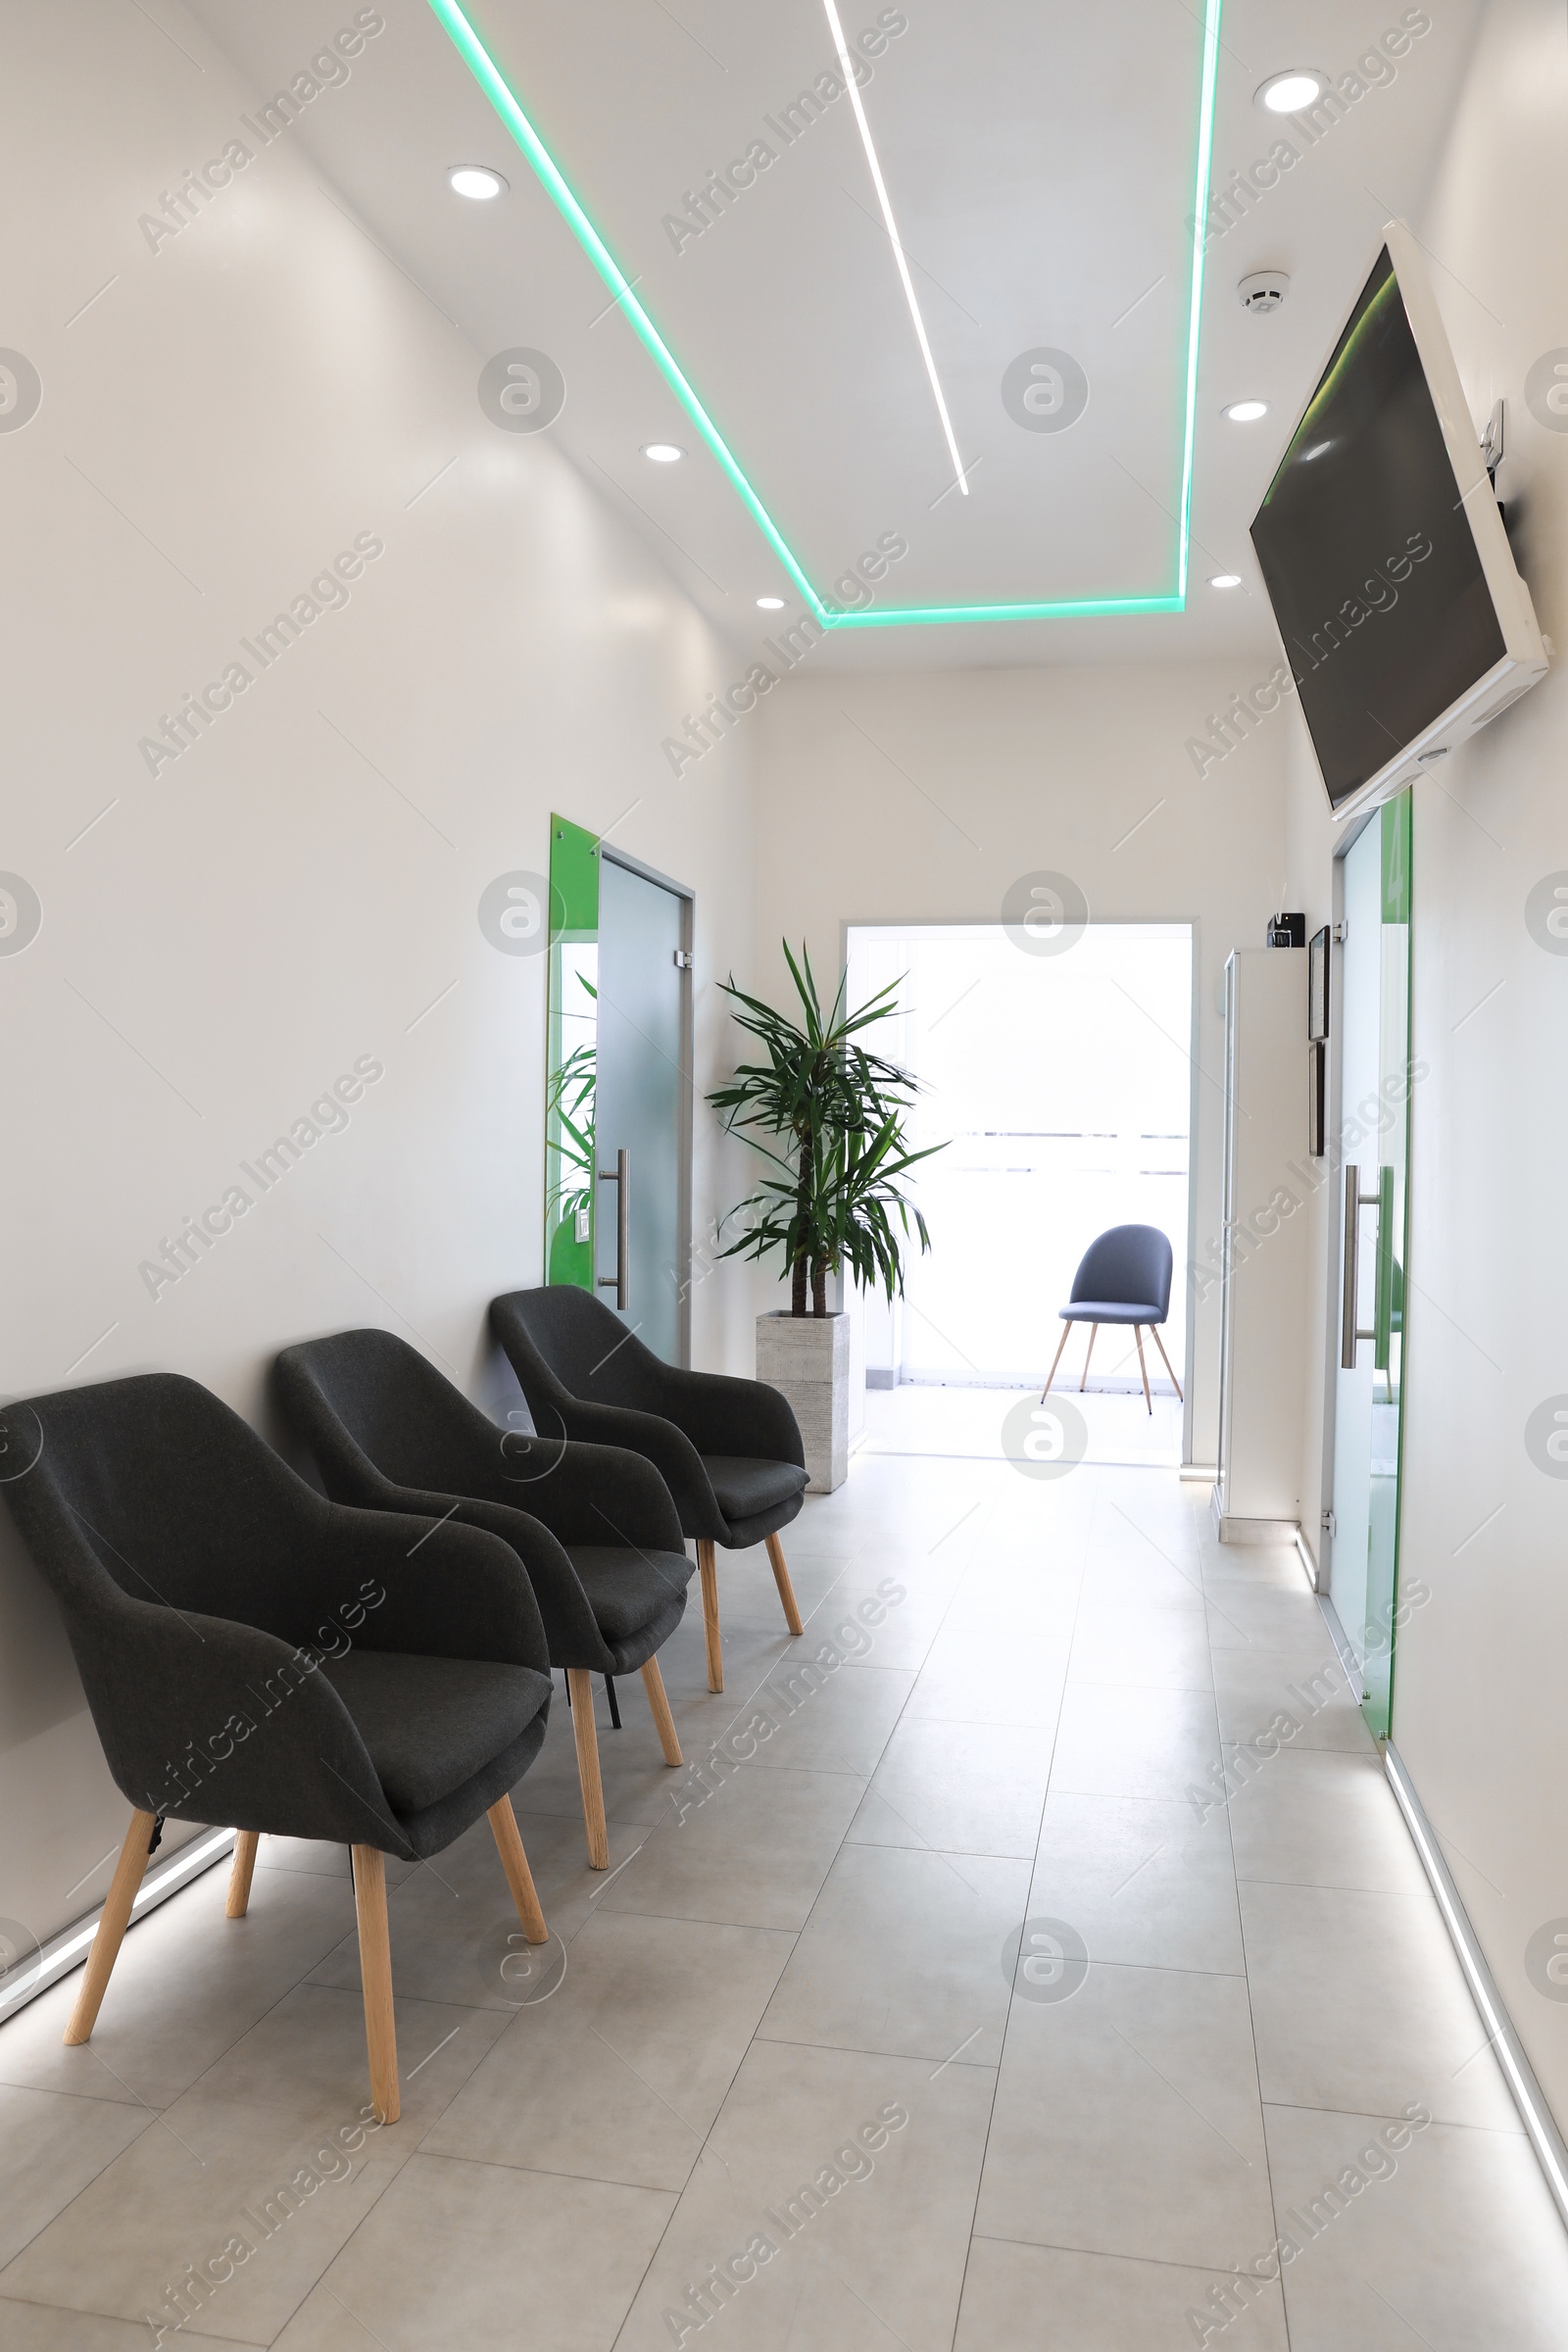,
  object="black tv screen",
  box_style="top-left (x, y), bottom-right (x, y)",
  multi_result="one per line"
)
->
top-left (1250, 247), bottom-right (1505, 810)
